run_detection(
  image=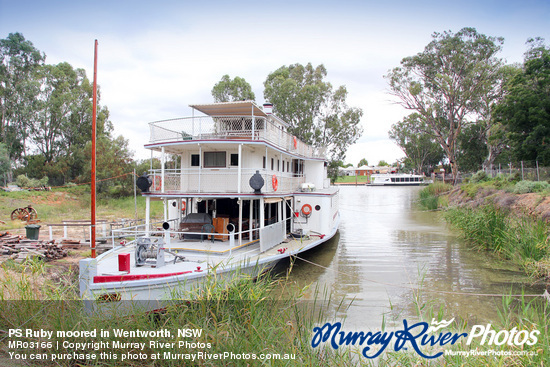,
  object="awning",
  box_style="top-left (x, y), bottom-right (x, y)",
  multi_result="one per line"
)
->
top-left (264, 197), bottom-right (282, 204)
top-left (190, 101), bottom-right (267, 117)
